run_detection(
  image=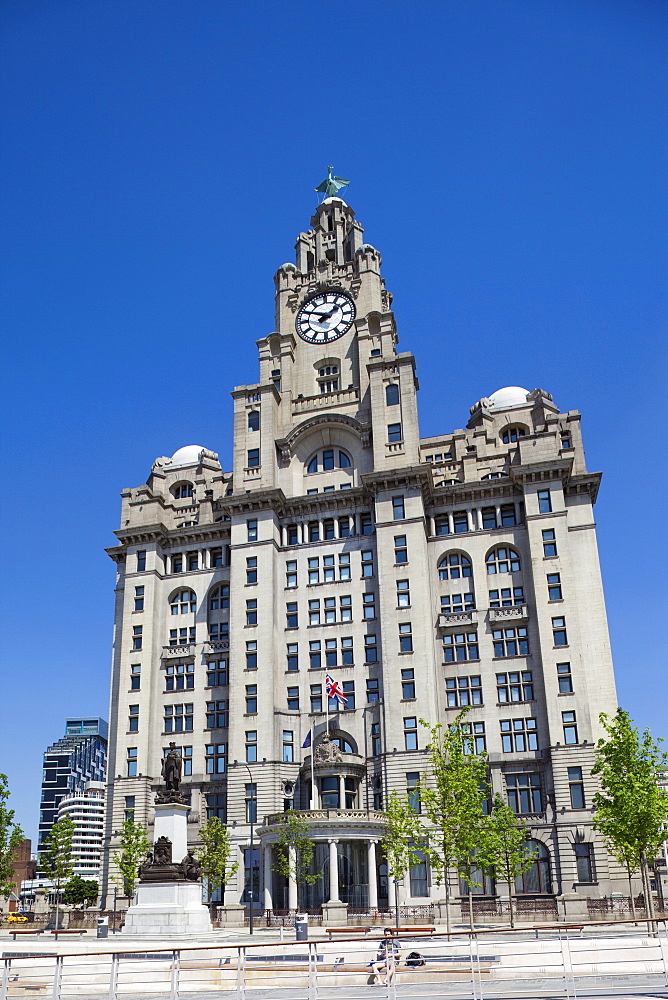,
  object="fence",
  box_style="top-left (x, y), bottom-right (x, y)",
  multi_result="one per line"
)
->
top-left (2, 919), bottom-right (667, 1000)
